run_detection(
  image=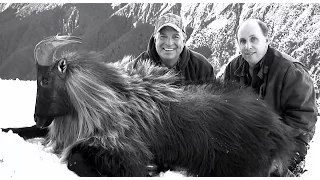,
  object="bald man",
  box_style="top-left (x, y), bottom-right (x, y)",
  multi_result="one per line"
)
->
top-left (224, 19), bottom-right (317, 176)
